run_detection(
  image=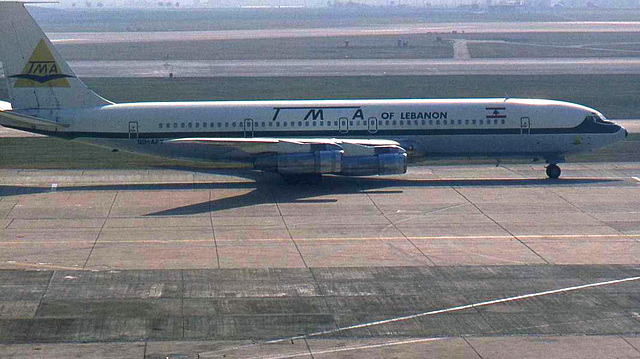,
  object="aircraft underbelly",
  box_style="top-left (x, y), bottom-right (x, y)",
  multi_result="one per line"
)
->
top-left (75, 132), bottom-right (619, 163)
